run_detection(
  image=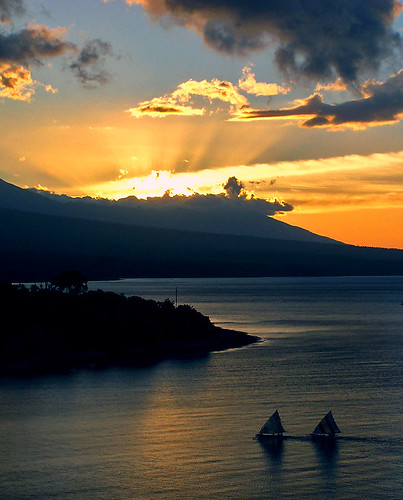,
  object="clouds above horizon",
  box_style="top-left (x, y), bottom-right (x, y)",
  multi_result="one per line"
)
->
top-left (127, 66), bottom-right (291, 118)
top-left (70, 39), bottom-right (113, 87)
top-left (0, 25), bottom-right (75, 64)
top-left (234, 70), bottom-right (403, 129)
top-left (119, 185), bottom-right (293, 217)
top-left (77, 150), bottom-right (403, 222)
top-left (0, 0), bottom-right (113, 101)
top-left (132, 0), bottom-right (402, 84)
top-left (128, 66), bottom-right (403, 130)
top-left (128, 74), bottom-right (251, 117)
top-left (125, 1), bottom-right (403, 131)
top-left (0, 61), bottom-right (34, 101)
top-left (0, 24), bottom-right (74, 100)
